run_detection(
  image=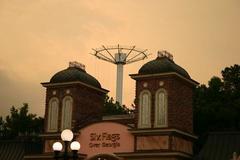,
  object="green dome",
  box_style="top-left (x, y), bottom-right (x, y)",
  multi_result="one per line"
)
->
top-left (138, 56), bottom-right (190, 78)
top-left (50, 67), bottom-right (101, 88)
